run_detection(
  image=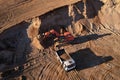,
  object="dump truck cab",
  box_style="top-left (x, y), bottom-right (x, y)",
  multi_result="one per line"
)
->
top-left (56, 49), bottom-right (76, 71)
top-left (63, 59), bottom-right (76, 71)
